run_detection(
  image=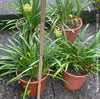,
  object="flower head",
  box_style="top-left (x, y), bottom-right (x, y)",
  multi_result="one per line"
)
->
top-left (54, 29), bottom-right (62, 37)
top-left (23, 4), bottom-right (32, 12)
